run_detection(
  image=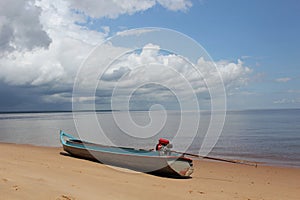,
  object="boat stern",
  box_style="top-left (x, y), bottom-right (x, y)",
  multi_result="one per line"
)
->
top-left (168, 158), bottom-right (194, 177)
